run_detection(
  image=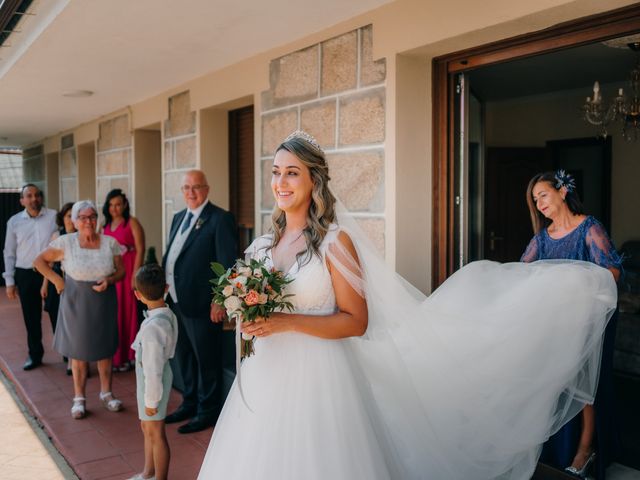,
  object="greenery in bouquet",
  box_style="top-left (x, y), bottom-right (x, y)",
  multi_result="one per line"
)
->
top-left (210, 258), bottom-right (294, 358)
